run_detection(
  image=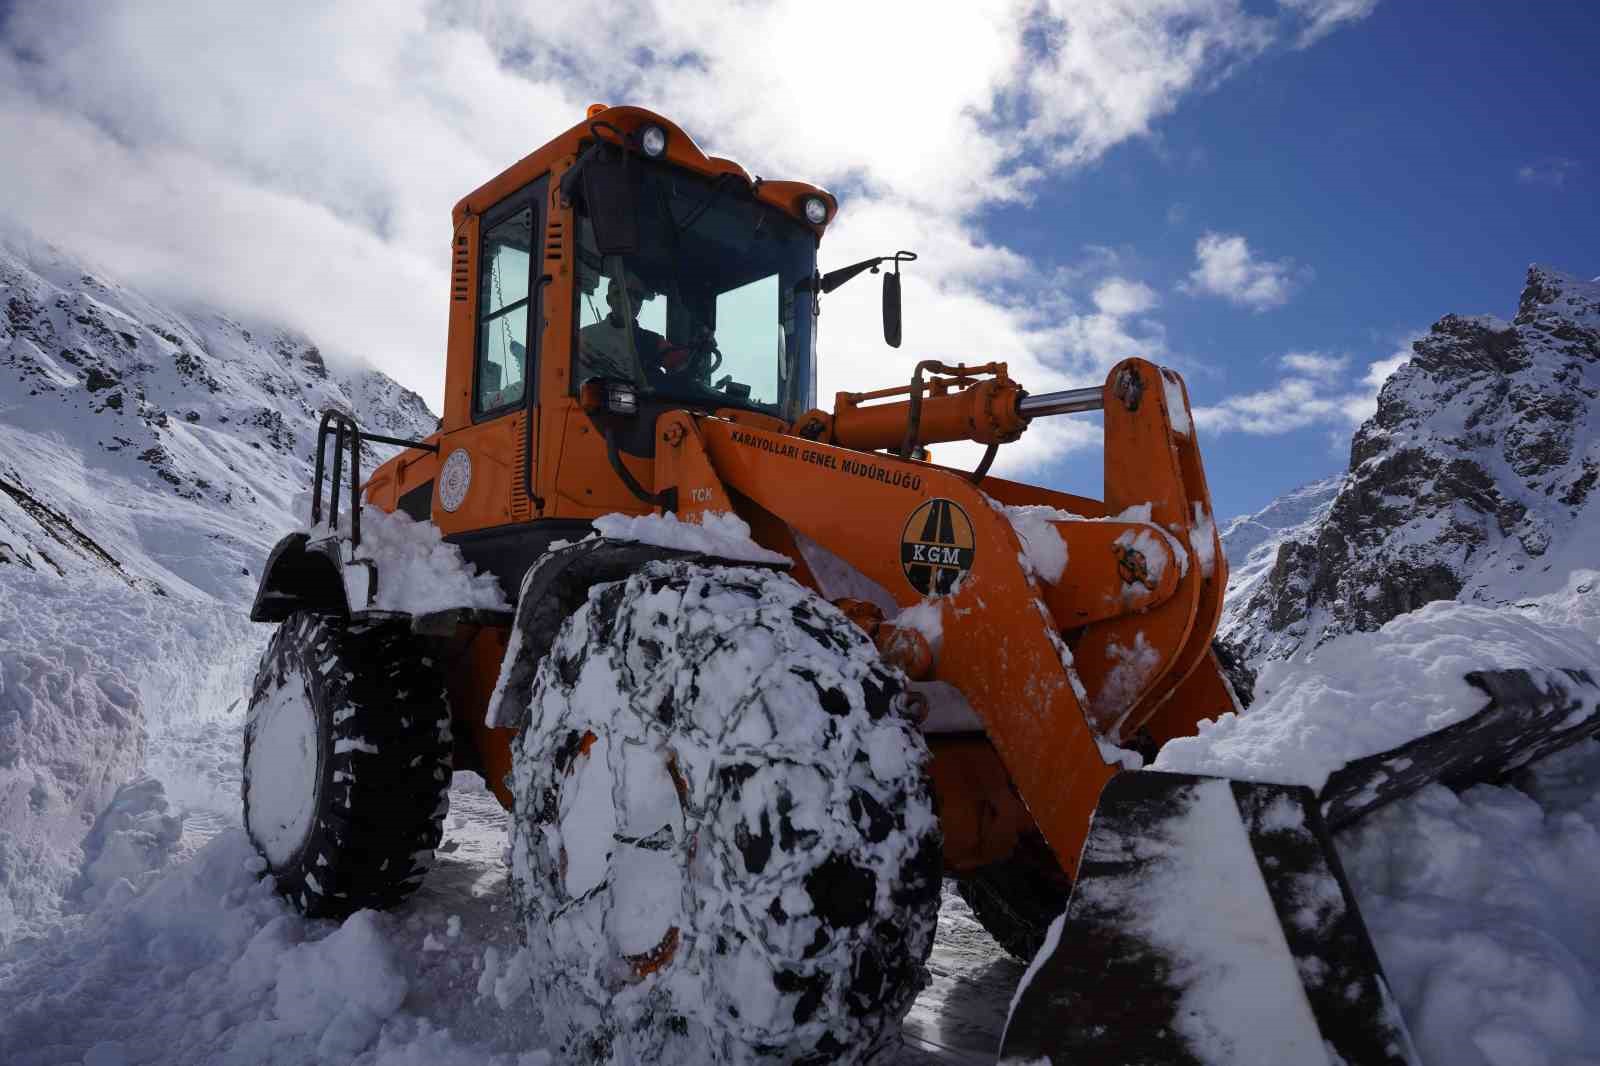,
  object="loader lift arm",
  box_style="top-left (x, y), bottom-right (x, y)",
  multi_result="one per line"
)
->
top-left (664, 356), bottom-right (1225, 876)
